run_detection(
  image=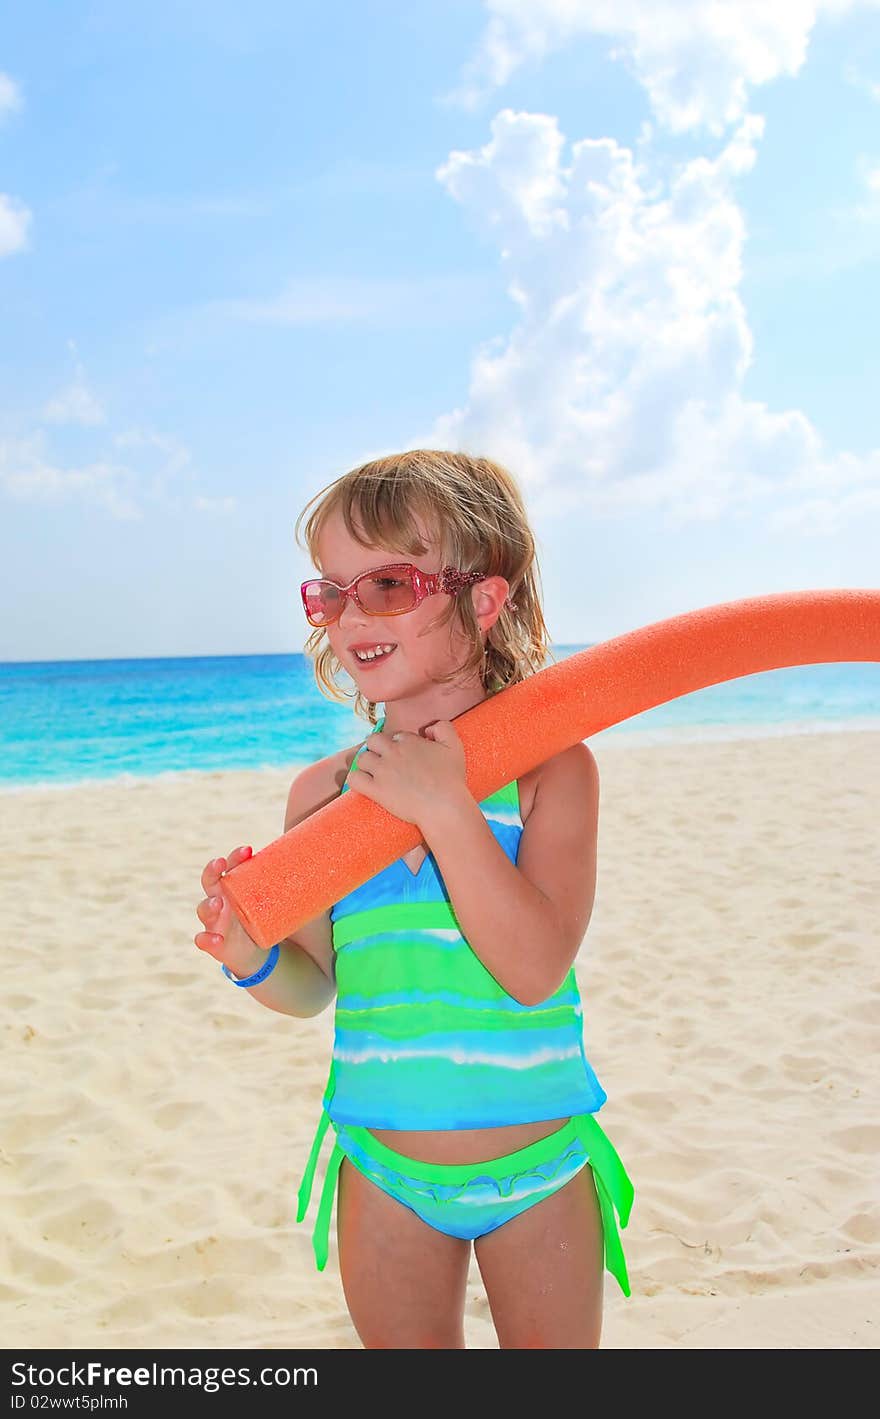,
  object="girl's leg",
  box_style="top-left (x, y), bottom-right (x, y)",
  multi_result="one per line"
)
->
top-left (473, 1161), bottom-right (605, 1349)
top-left (336, 1157), bottom-right (472, 1349)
